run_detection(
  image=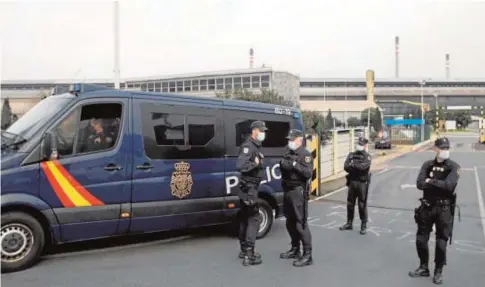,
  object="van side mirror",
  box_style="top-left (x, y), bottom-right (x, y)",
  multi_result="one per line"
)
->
top-left (40, 131), bottom-right (55, 161)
